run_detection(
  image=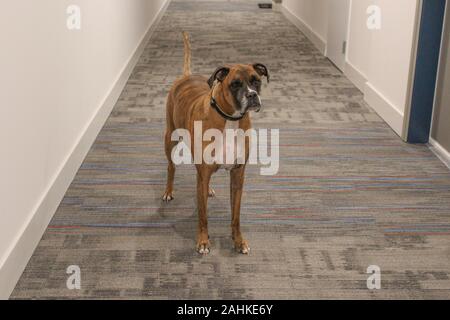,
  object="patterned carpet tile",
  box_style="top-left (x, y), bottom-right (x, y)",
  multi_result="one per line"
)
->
top-left (11, 0), bottom-right (450, 299)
